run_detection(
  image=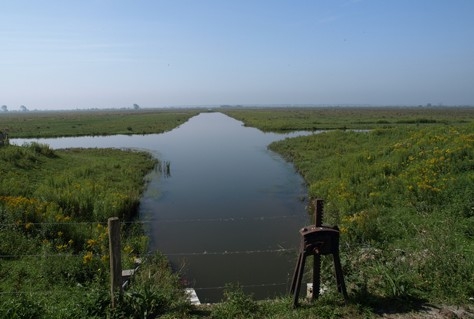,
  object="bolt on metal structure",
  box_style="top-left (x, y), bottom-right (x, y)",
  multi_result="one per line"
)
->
top-left (290, 199), bottom-right (348, 307)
